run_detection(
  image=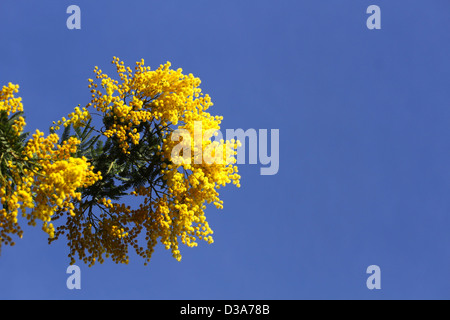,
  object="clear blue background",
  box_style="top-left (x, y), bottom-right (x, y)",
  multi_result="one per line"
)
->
top-left (1, 0), bottom-right (450, 299)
